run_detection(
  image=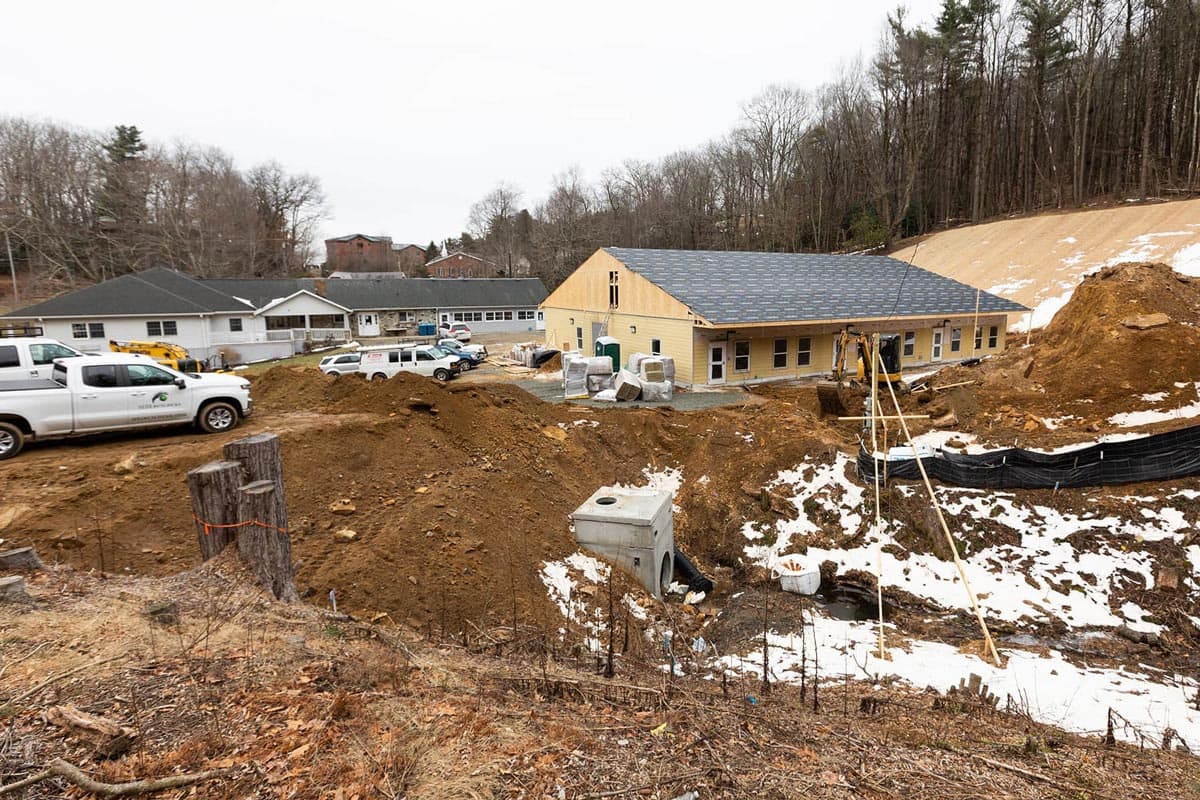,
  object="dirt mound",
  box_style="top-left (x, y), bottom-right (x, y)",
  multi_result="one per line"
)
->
top-left (4, 361), bottom-right (837, 633)
top-left (910, 262), bottom-right (1200, 442)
